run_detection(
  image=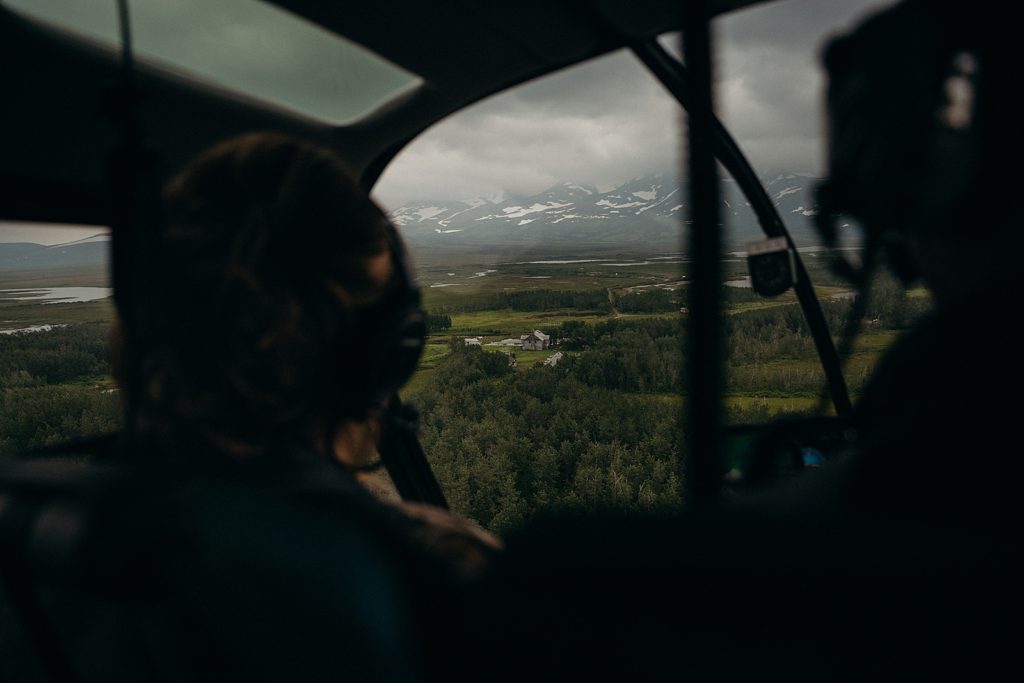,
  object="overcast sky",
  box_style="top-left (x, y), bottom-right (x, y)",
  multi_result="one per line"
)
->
top-left (373, 0), bottom-right (895, 207)
top-left (2, 0), bottom-right (894, 242)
